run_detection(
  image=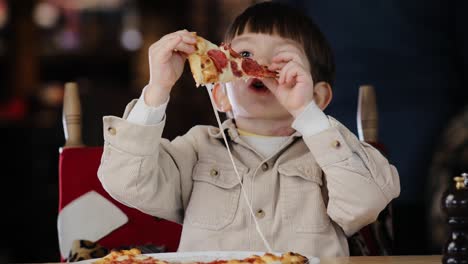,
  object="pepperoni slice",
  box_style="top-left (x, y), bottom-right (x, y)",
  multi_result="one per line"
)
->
top-left (230, 61), bottom-right (243, 77)
top-left (207, 49), bottom-right (228, 73)
top-left (221, 42), bottom-right (241, 59)
top-left (260, 65), bottom-right (278, 78)
top-left (241, 58), bottom-right (277, 78)
top-left (241, 58), bottom-right (262, 76)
